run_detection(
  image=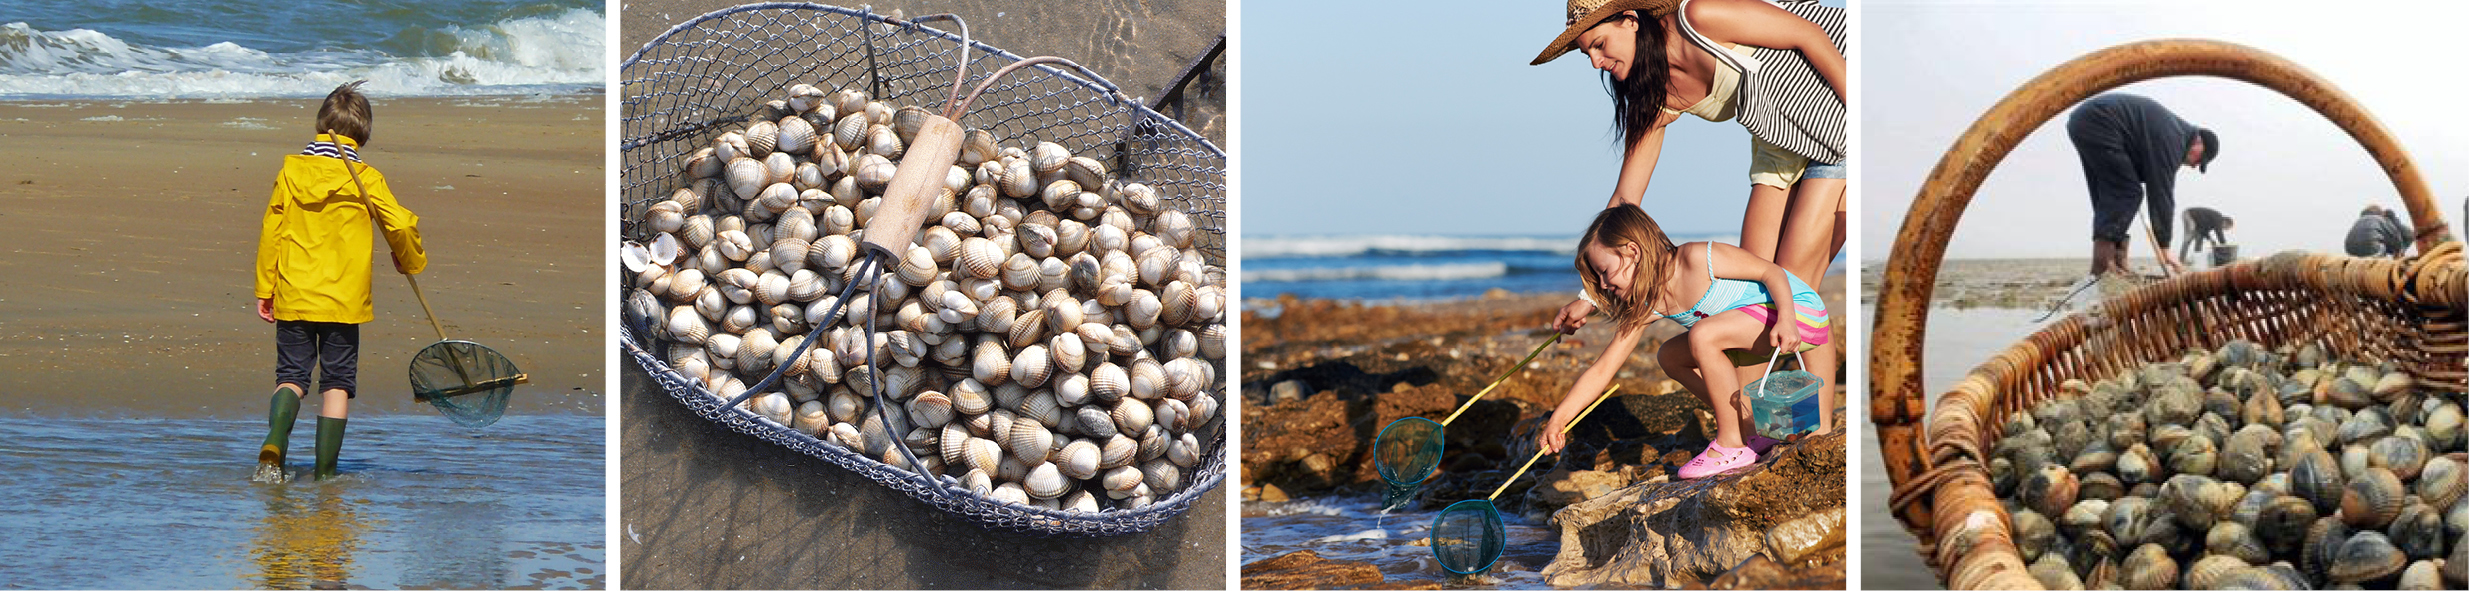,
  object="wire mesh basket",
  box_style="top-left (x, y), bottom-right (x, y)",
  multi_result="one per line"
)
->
top-left (619, 2), bottom-right (1227, 536)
